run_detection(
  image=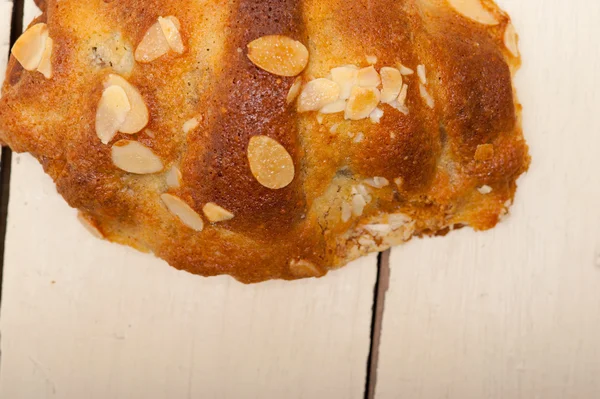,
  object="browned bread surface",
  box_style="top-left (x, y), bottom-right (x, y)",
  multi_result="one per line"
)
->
top-left (0, 0), bottom-right (529, 283)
